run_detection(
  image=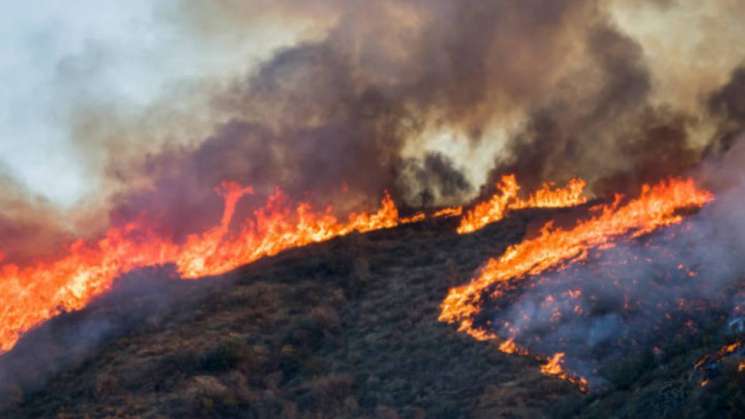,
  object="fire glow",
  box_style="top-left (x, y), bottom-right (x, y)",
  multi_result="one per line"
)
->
top-left (0, 182), bottom-right (413, 354)
top-left (440, 177), bottom-right (714, 390)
